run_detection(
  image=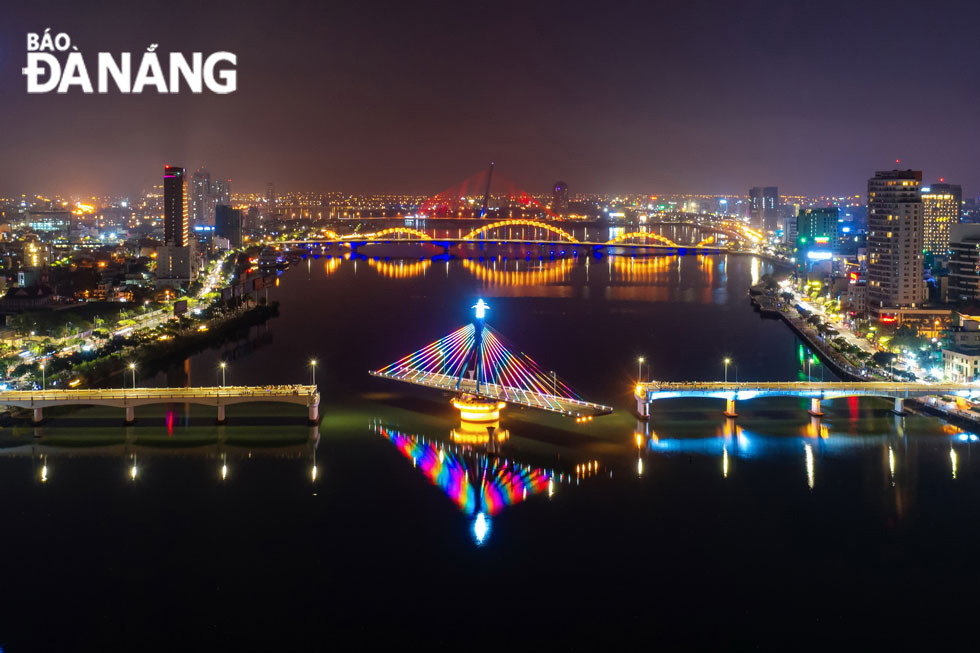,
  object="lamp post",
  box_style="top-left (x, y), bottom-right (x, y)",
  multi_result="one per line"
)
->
top-left (220, 362), bottom-right (226, 387)
top-left (724, 358), bottom-right (731, 383)
top-left (638, 356), bottom-right (645, 382)
top-left (39, 361), bottom-right (45, 391)
top-left (310, 359), bottom-right (317, 385)
top-left (129, 362), bottom-right (136, 389)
